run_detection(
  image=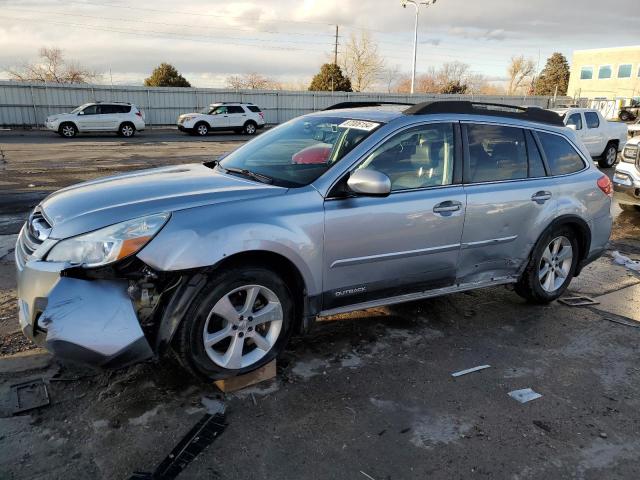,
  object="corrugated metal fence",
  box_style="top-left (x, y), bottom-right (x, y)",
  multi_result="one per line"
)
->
top-left (0, 80), bottom-right (569, 127)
